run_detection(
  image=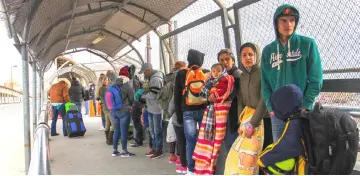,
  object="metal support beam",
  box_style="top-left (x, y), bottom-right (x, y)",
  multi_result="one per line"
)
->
top-left (21, 42), bottom-right (31, 174)
top-left (232, 0), bottom-right (261, 66)
top-left (221, 7), bottom-right (231, 49)
top-left (31, 62), bottom-right (37, 137)
top-left (21, 0), bottom-right (43, 173)
top-left (233, 6), bottom-right (242, 66)
top-left (112, 49), bottom-right (133, 62)
top-left (213, 0), bottom-right (235, 25)
top-left (37, 71), bottom-right (42, 123)
top-left (86, 49), bottom-right (117, 71)
top-left (160, 40), bottom-right (167, 74)
top-left (322, 79), bottom-right (360, 93)
top-left (64, 0), bottom-right (79, 52)
top-left (160, 8), bottom-right (224, 40)
top-left (103, 29), bottom-right (144, 64)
